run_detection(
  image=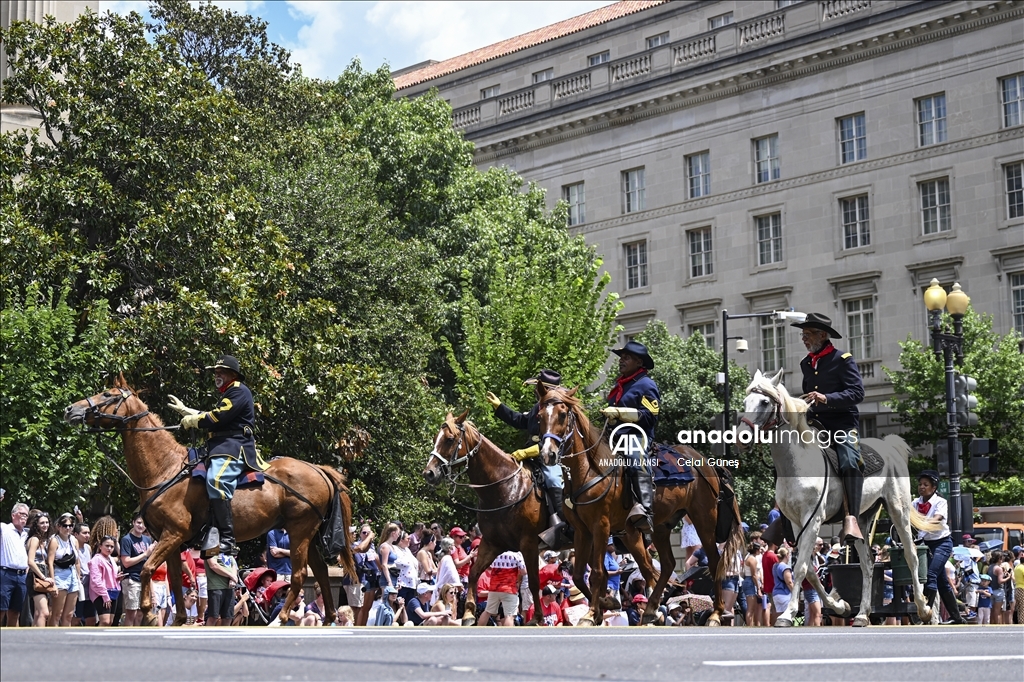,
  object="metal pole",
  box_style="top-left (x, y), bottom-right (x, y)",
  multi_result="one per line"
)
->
top-left (944, 342), bottom-right (962, 546)
top-left (722, 309), bottom-right (730, 460)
